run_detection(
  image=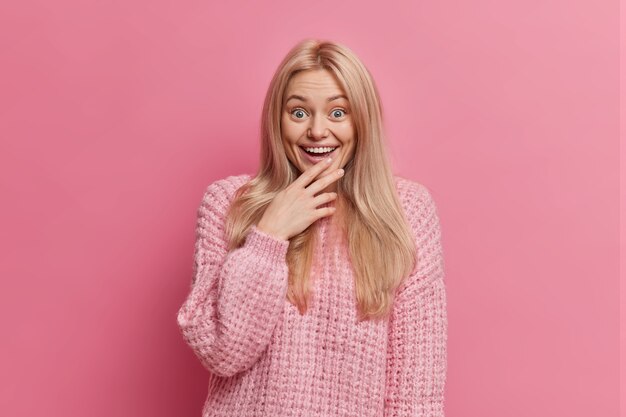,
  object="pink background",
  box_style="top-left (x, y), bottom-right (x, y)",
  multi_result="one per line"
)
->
top-left (0, 1), bottom-right (621, 416)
